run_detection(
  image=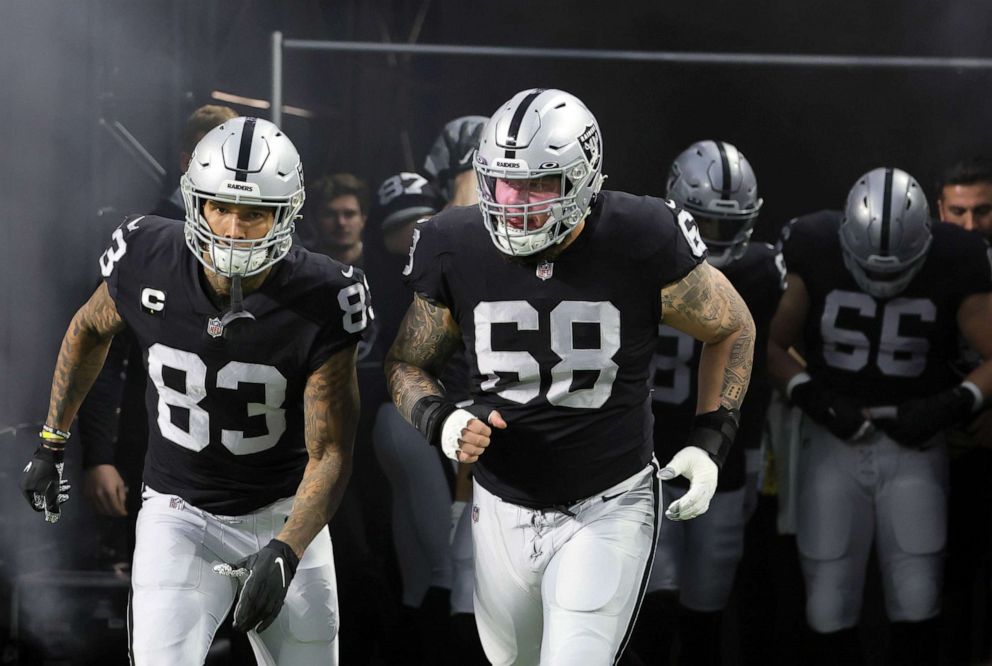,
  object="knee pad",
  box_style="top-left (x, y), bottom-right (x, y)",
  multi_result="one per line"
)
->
top-left (797, 486), bottom-right (853, 561)
top-left (547, 634), bottom-right (613, 666)
top-left (888, 481), bottom-right (946, 555)
top-left (553, 542), bottom-right (622, 612)
top-left (805, 588), bottom-right (859, 634)
top-left (886, 568), bottom-right (941, 622)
